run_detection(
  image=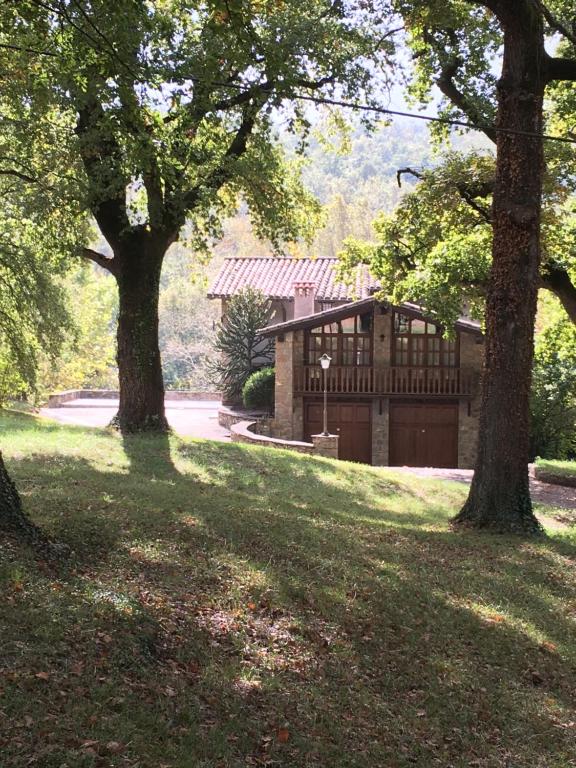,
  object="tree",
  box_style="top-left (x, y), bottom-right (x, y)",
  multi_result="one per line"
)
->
top-left (0, 57), bottom-right (86, 556)
top-left (5, 0), bottom-right (394, 432)
top-left (372, 1), bottom-right (576, 533)
top-left (212, 288), bottom-right (274, 403)
top-left (340, 150), bottom-right (576, 330)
